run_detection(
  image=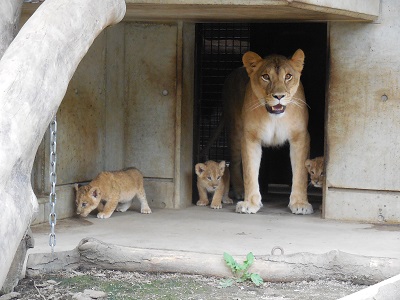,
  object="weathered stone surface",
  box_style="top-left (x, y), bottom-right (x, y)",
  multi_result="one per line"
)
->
top-left (0, 0), bottom-right (126, 290)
